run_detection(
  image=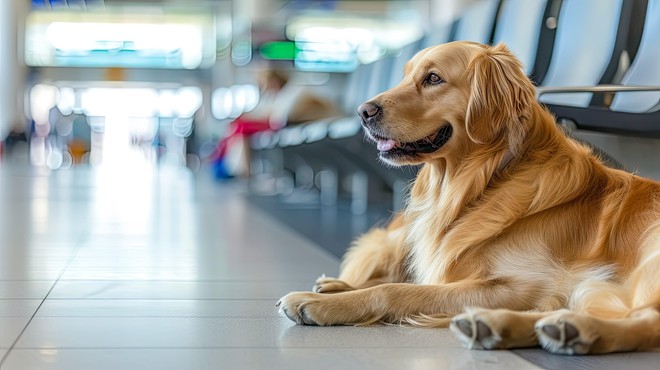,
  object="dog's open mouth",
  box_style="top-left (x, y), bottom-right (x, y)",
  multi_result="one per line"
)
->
top-left (371, 124), bottom-right (453, 158)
